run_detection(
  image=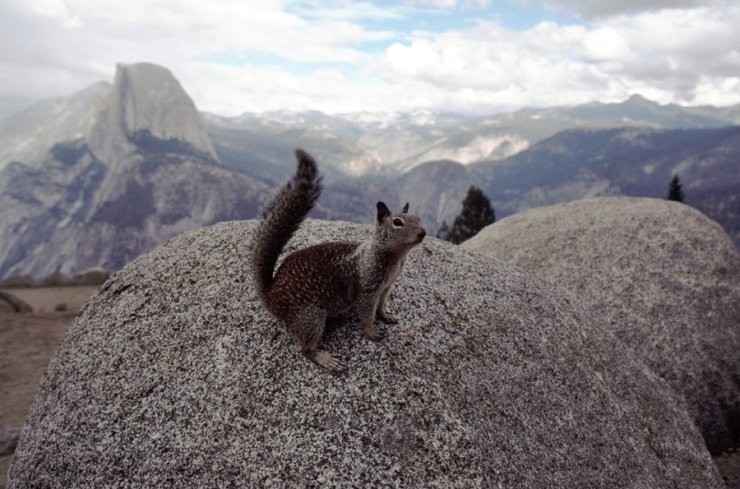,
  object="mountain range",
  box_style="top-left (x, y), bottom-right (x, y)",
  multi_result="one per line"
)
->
top-left (204, 94), bottom-right (740, 181)
top-left (471, 126), bottom-right (740, 241)
top-left (0, 62), bottom-right (738, 278)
